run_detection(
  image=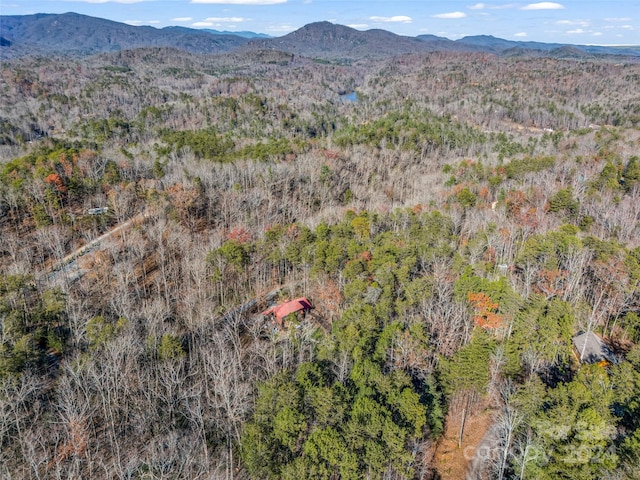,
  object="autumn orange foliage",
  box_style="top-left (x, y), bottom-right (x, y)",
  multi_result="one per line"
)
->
top-left (534, 268), bottom-right (568, 298)
top-left (227, 226), bottom-right (252, 244)
top-left (468, 291), bottom-right (503, 329)
top-left (315, 277), bottom-right (343, 323)
top-left (54, 419), bottom-right (88, 464)
top-left (44, 173), bottom-right (67, 193)
top-left (359, 251), bottom-right (372, 262)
